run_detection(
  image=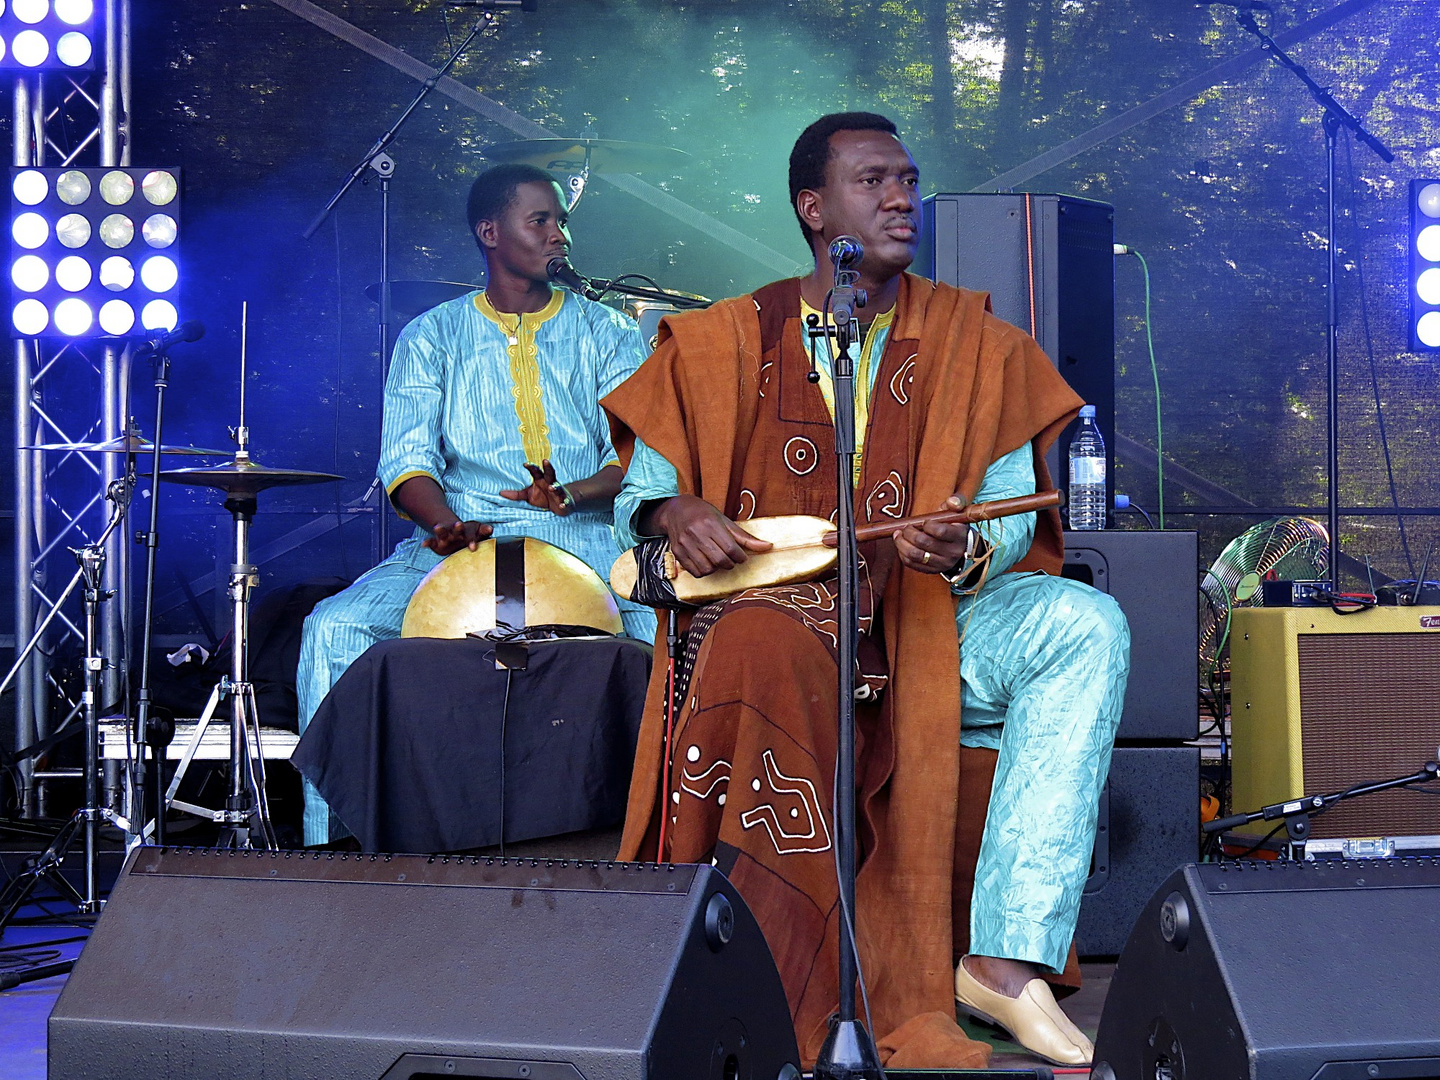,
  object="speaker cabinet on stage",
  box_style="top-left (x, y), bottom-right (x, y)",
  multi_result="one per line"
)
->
top-left (1061, 529), bottom-right (1198, 742)
top-left (918, 192), bottom-right (1115, 502)
top-left (1077, 745), bottom-right (1198, 957)
top-left (49, 848), bottom-right (800, 1080)
top-left (1091, 859), bottom-right (1440, 1080)
top-left (1230, 606), bottom-right (1440, 840)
